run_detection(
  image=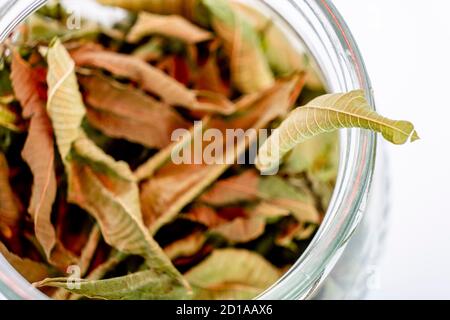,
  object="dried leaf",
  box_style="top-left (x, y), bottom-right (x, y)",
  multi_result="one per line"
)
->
top-left (202, 0), bottom-right (274, 93)
top-left (0, 153), bottom-right (20, 238)
top-left (71, 48), bottom-right (198, 107)
top-left (11, 51), bottom-right (58, 259)
top-left (182, 206), bottom-right (227, 228)
top-left (78, 225), bottom-right (101, 276)
top-left (80, 74), bottom-right (190, 149)
top-left (164, 232), bottom-right (206, 260)
top-left (185, 249), bottom-right (280, 299)
top-left (256, 90), bottom-right (419, 173)
top-left (282, 132), bottom-right (339, 181)
top-left (46, 39), bottom-right (86, 162)
top-left (127, 12), bottom-right (212, 43)
top-left (259, 176), bottom-right (320, 224)
top-left (97, 0), bottom-right (203, 23)
top-left (140, 76), bottom-right (305, 232)
top-left (35, 268), bottom-right (189, 300)
top-left (134, 118), bottom-right (208, 181)
top-left (0, 242), bottom-right (50, 283)
top-left (194, 50), bottom-right (231, 97)
top-left (251, 202), bottom-right (290, 220)
top-left (230, 2), bottom-right (322, 89)
top-left (132, 38), bottom-right (164, 61)
top-left (210, 217), bottom-right (265, 243)
top-left (66, 137), bottom-right (190, 295)
top-left (200, 170), bottom-right (259, 206)
top-left (0, 104), bottom-right (21, 132)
